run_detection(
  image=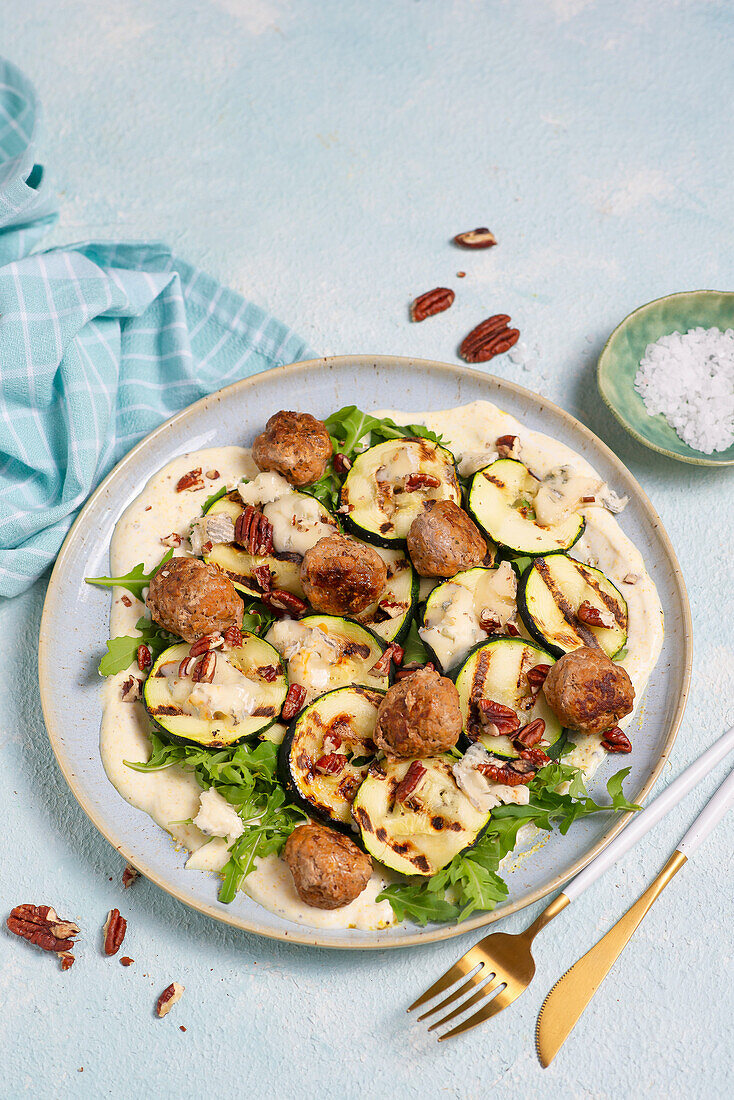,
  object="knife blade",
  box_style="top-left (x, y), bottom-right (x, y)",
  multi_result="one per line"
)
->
top-left (535, 849), bottom-right (686, 1067)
